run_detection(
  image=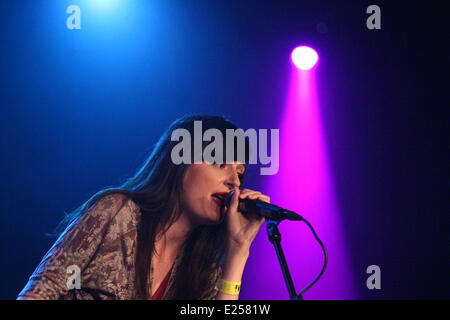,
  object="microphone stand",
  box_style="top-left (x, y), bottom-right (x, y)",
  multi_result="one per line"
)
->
top-left (266, 219), bottom-right (303, 300)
